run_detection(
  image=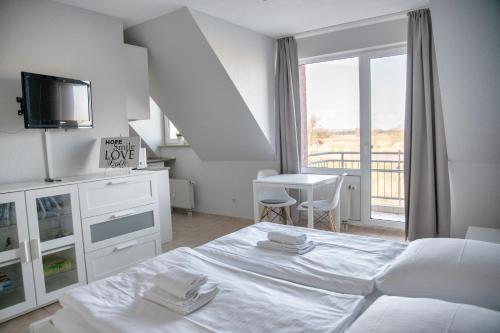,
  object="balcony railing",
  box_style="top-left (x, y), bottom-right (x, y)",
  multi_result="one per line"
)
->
top-left (307, 151), bottom-right (404, 211)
